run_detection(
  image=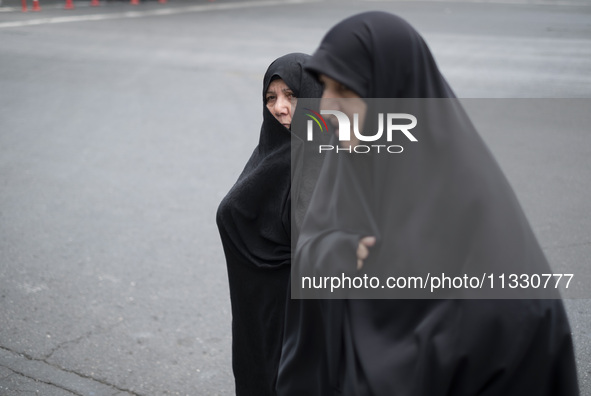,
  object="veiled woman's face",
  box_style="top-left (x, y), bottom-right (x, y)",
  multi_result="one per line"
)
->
top-left (318, 74), bottom-right (366, 149)
top-left (265, 78), bottom-right (297, 130)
